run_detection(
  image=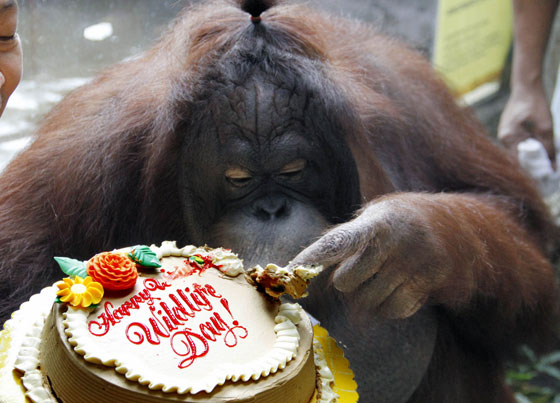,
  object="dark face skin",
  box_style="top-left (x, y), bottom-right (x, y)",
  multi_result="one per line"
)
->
top-left (179, 69), bottom-right (361, 267)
